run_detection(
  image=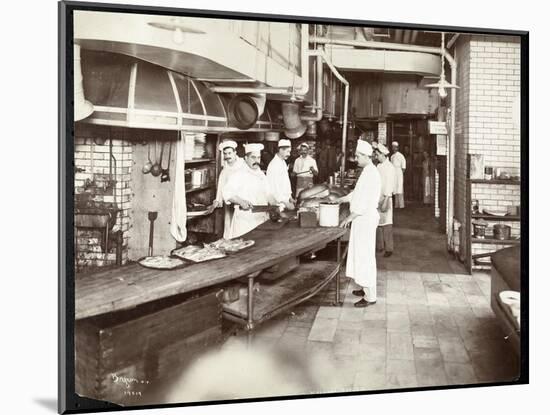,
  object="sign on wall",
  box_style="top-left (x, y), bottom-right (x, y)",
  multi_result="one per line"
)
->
top-left (429, 121), bottom-right (448, 135)
top-left (436, 134), bottom-right (447, 156)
